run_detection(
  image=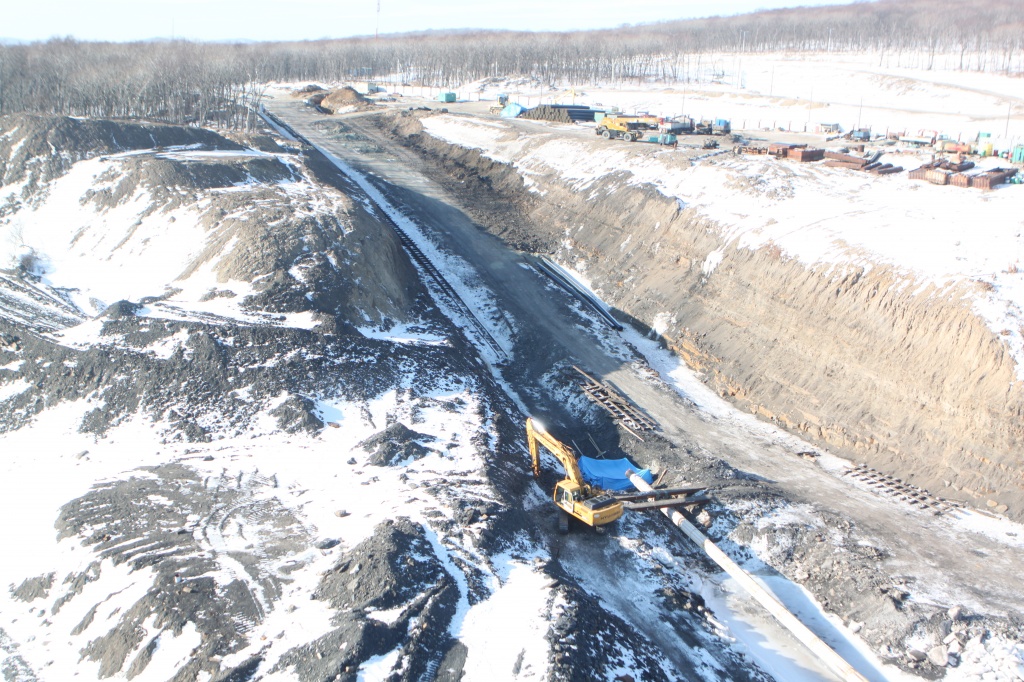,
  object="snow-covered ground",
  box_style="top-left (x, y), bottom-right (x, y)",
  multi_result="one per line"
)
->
top-left (3, 54), bottom-right (1024, 681)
